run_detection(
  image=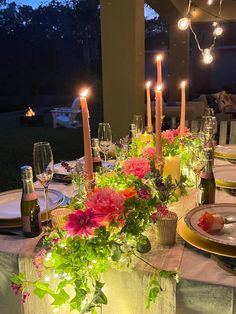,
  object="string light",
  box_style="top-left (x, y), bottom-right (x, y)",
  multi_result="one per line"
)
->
top-left (178, 17), bottom-right (190, 30)
top-left (202, 49), bottom-right (214, 64)
top-left (177, 0), bottom-right (224, 64)
top-left (213, 25), bottom-right (223, 36)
